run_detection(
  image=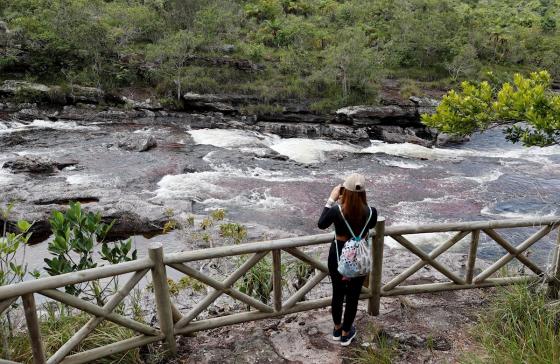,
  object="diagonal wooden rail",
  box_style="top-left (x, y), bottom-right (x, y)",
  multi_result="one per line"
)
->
top-left (0, 217), bottom-right (559, 364)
